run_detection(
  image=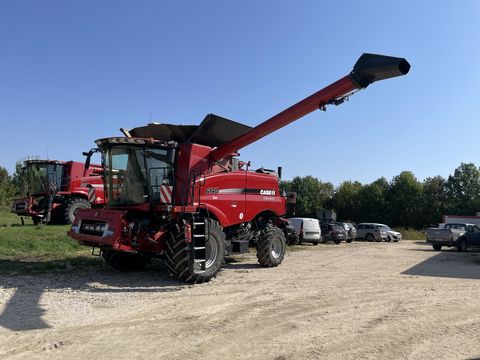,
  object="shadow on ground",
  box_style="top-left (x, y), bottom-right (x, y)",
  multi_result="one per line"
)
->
top-left (0, 257), bottom-right (186, 332)
top-left (402, 249), bottom-right (480, 280)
